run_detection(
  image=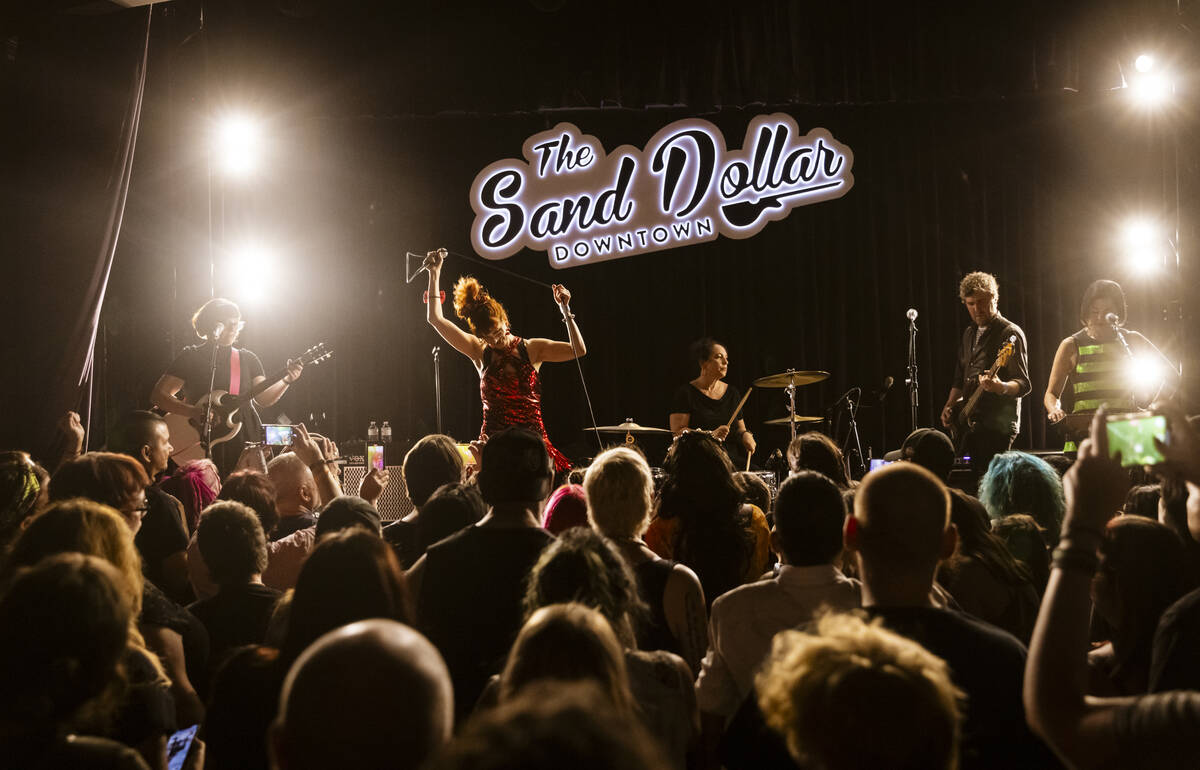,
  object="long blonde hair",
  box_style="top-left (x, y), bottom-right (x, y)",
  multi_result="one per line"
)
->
top-left (6, 499), bottom-right (166, 680)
